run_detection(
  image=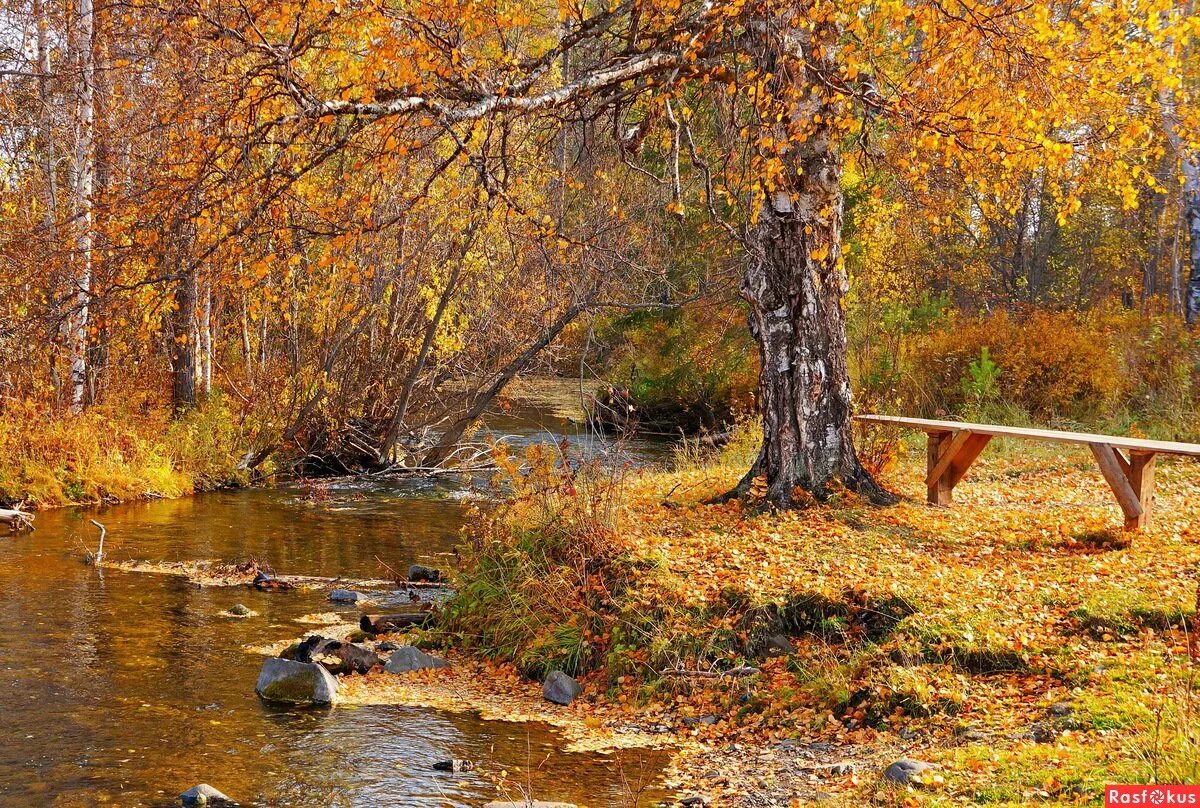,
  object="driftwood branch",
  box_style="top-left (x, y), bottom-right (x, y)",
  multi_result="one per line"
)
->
top-left (87, 519), bottom-right (106, 564)
top-left (360, 612), bottom-right (435, 633)
top-left (0, 508), bottom-right (34, 532)
top-left (659, 665), bottom-right (761, 679)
